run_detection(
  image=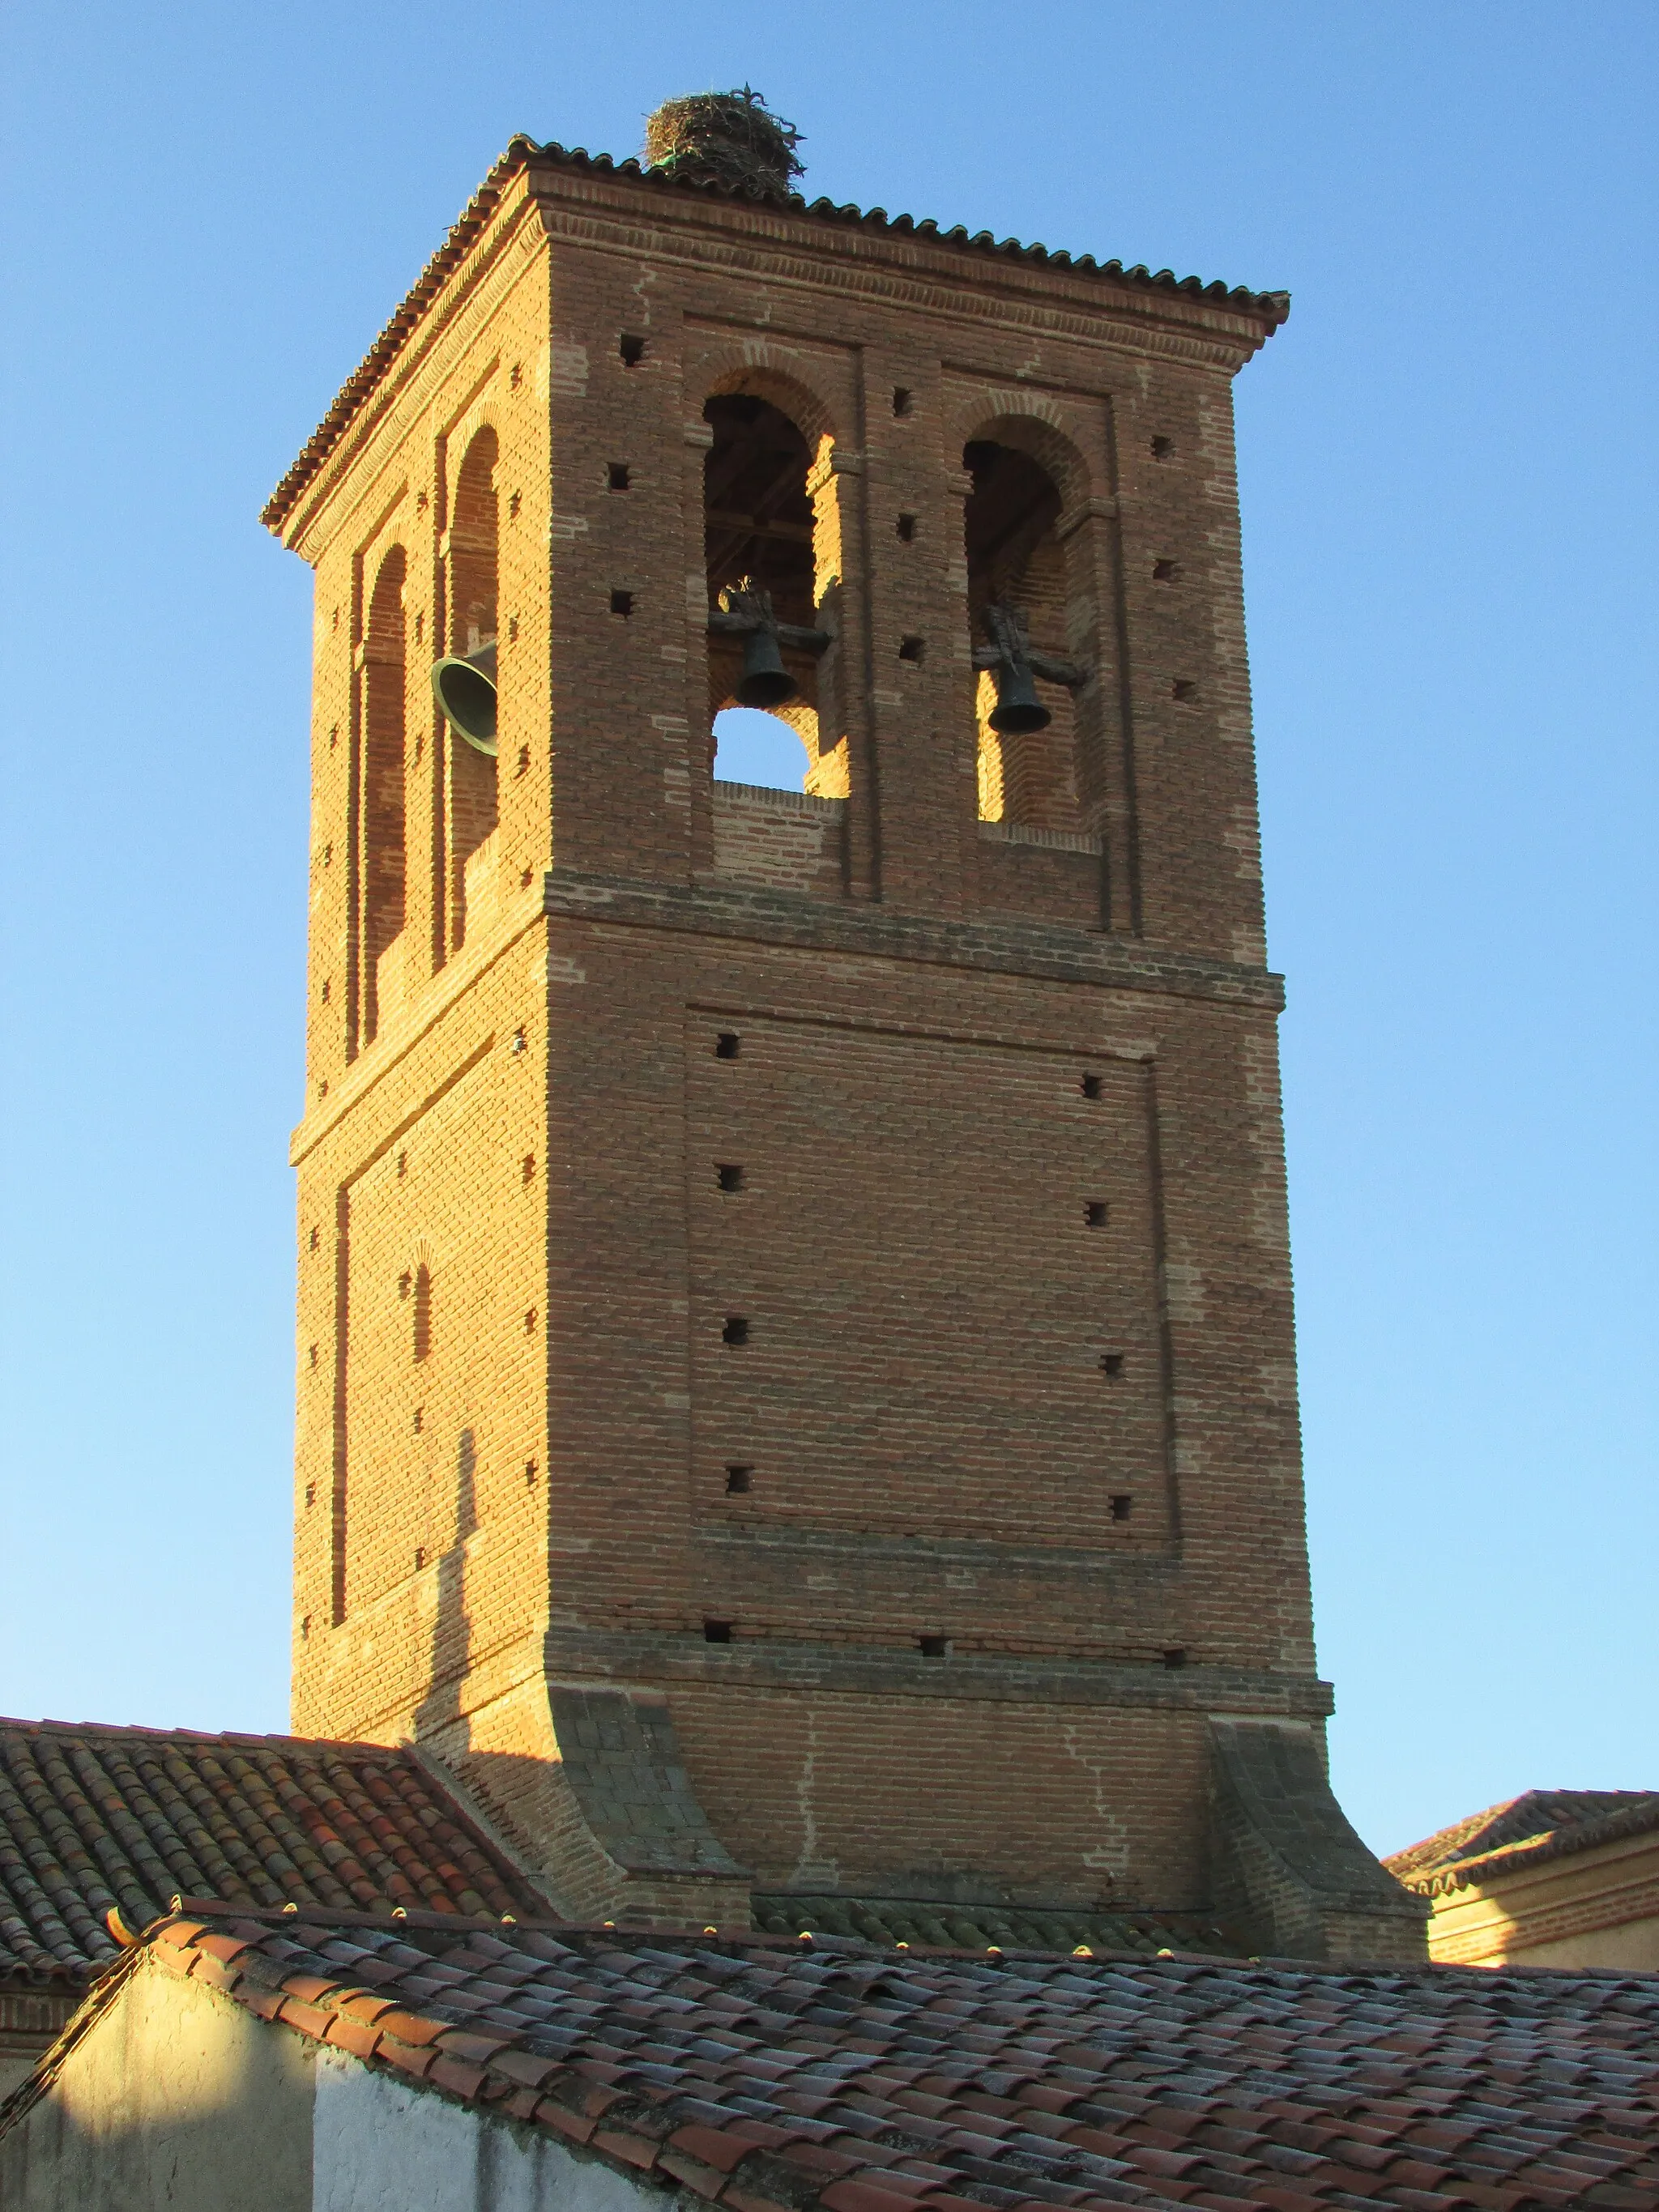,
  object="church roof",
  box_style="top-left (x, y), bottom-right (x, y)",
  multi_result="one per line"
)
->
top-left (261, 138), bottom-right (1290, 536)
top-left (1385, 1791), bottom-right (1659, 1898)
top-left (0, 1716), bottom-right (552, 1983)
top-left (11, 1902), bottom-right (1659, 2210)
